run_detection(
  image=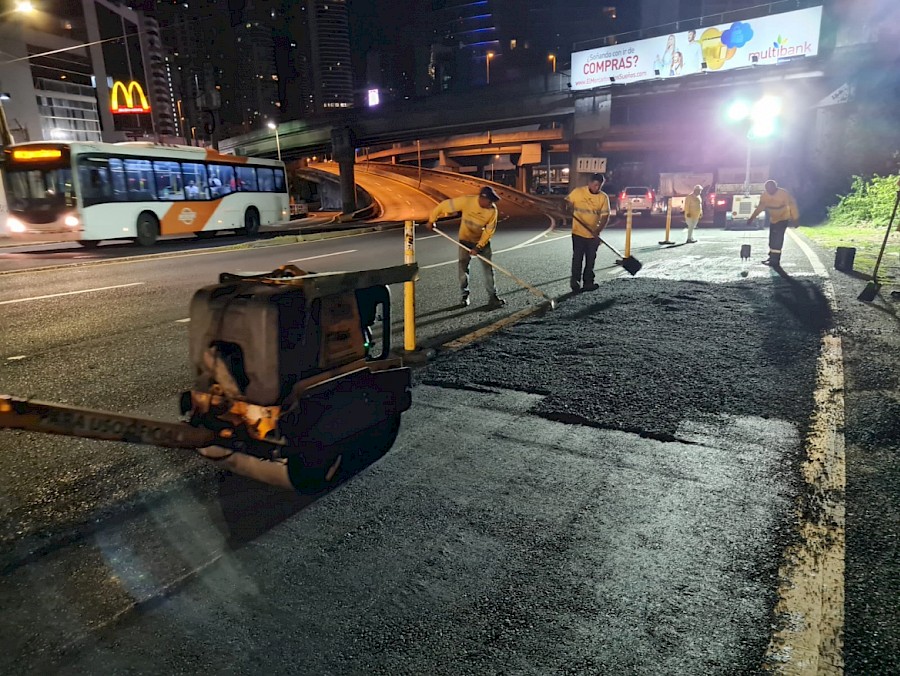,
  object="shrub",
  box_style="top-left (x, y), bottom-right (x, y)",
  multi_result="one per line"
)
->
top-left (827, 174), bottom-right (900, 227)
